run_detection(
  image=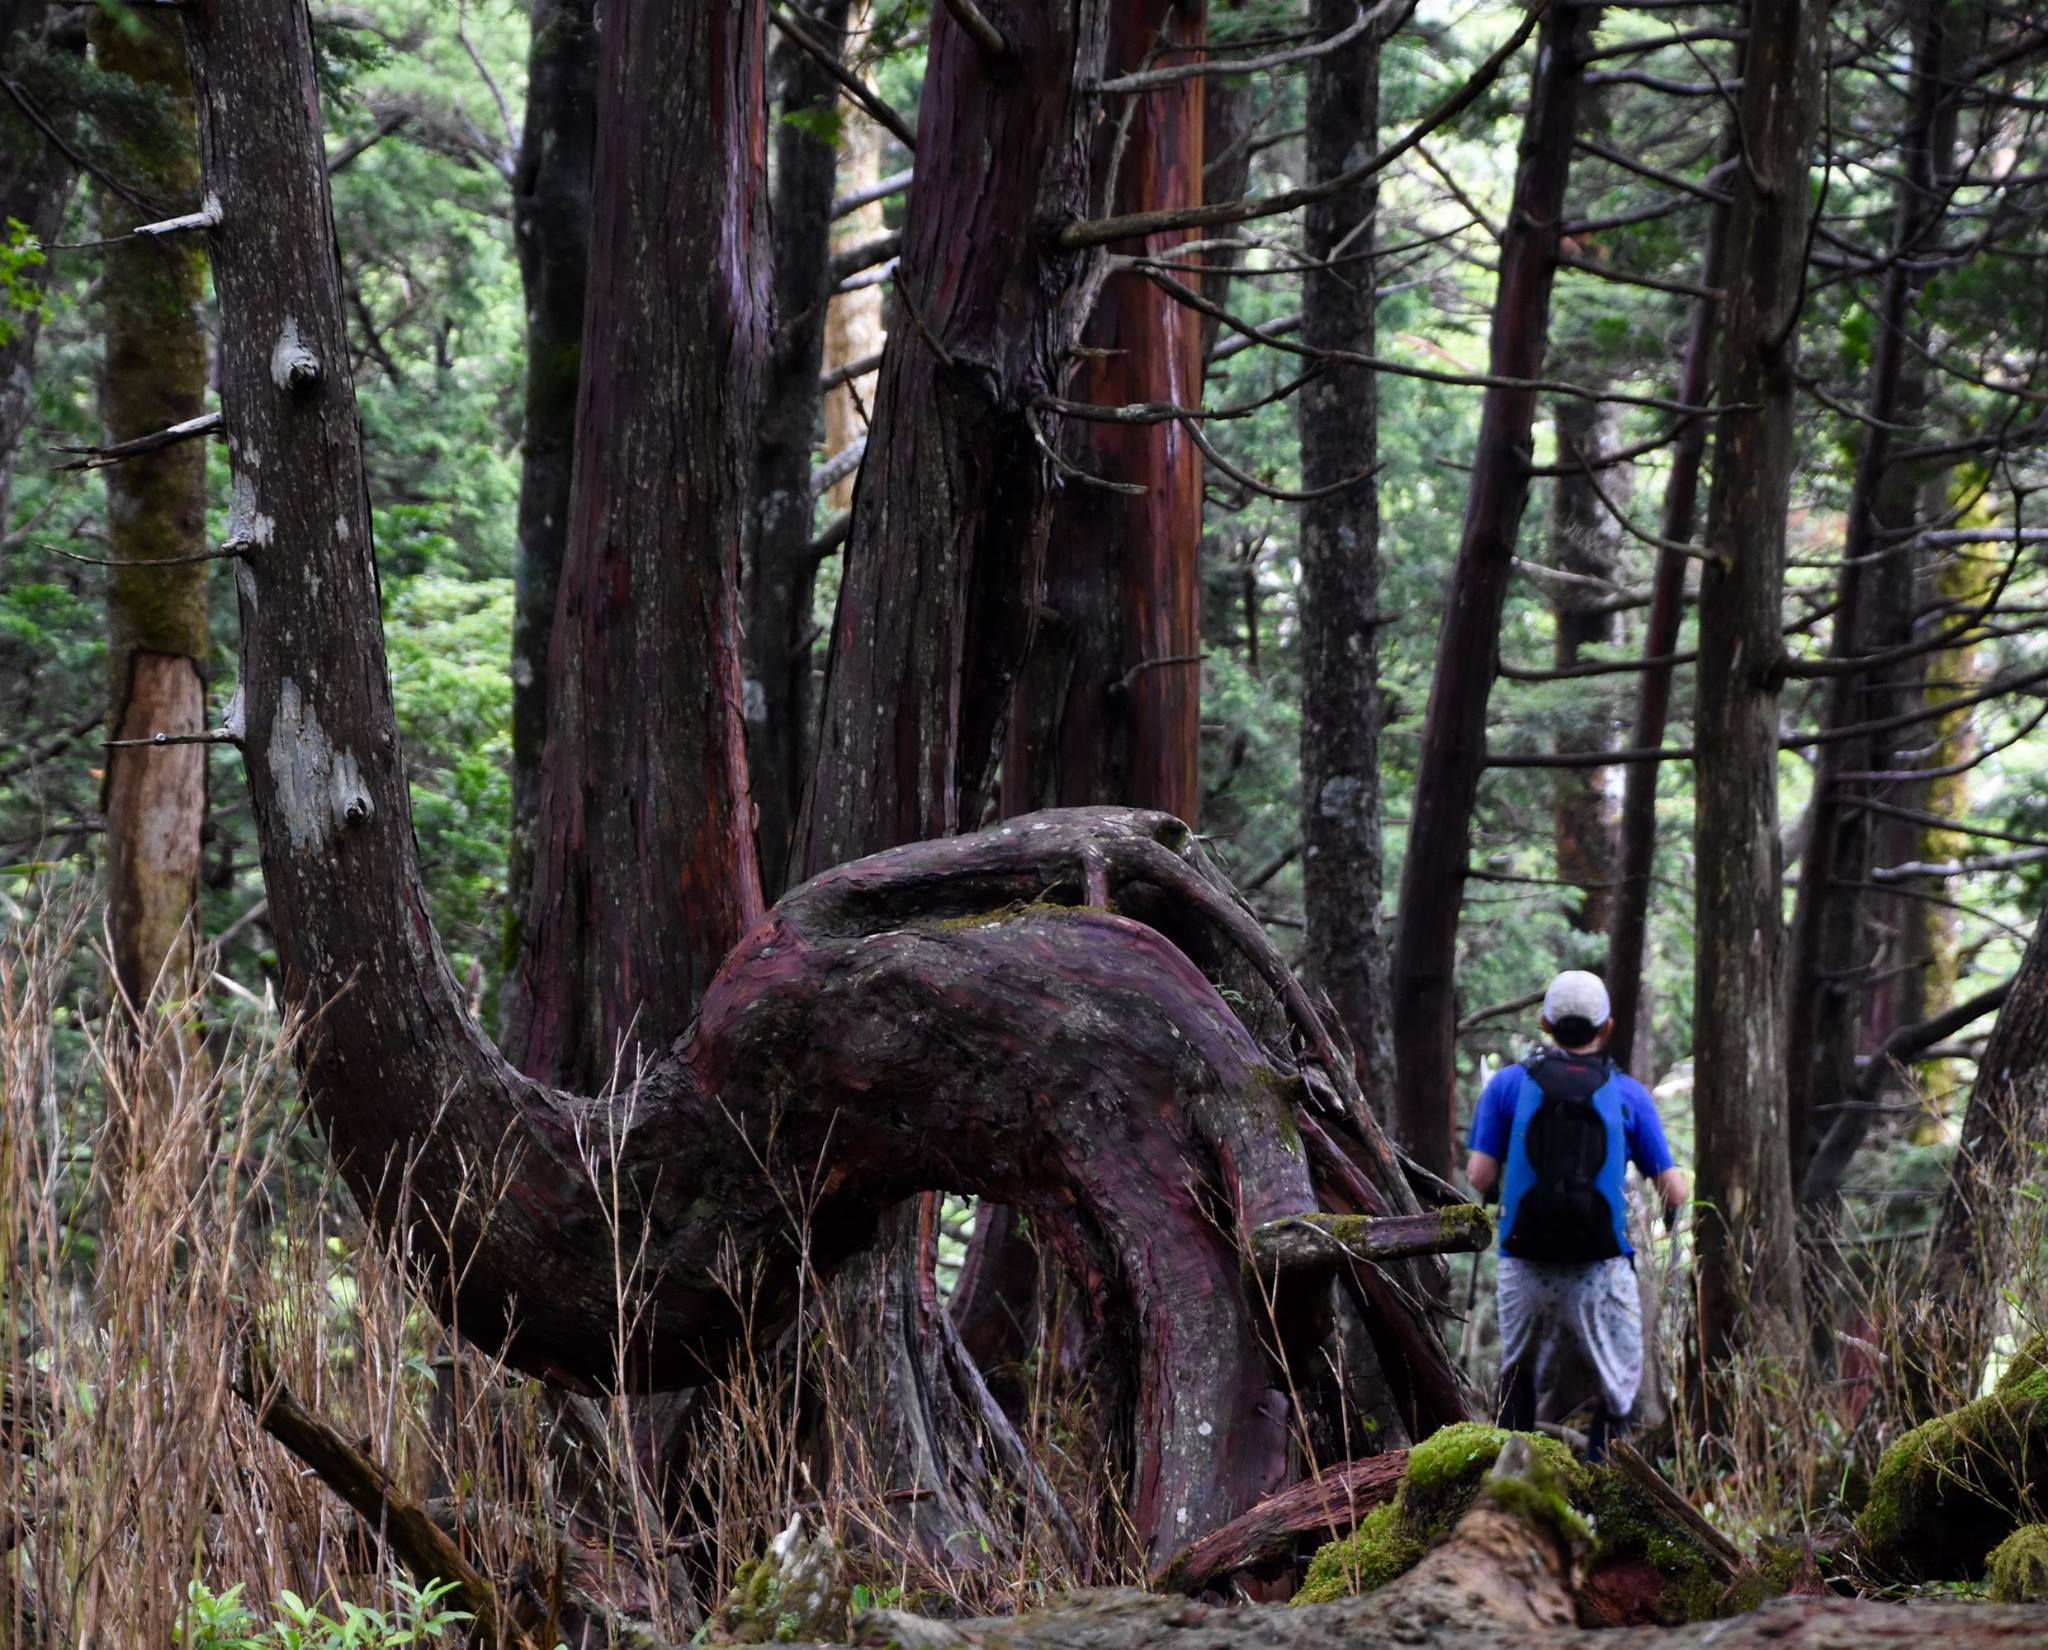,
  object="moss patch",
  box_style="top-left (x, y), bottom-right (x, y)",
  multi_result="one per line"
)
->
top-left (1295, 1425), bottom-right (1582, 1604)
top-left (1858, 1364), bottom-right (2048, 1578)
top-left (1987, 1525), bottom-right (2048, 1603)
